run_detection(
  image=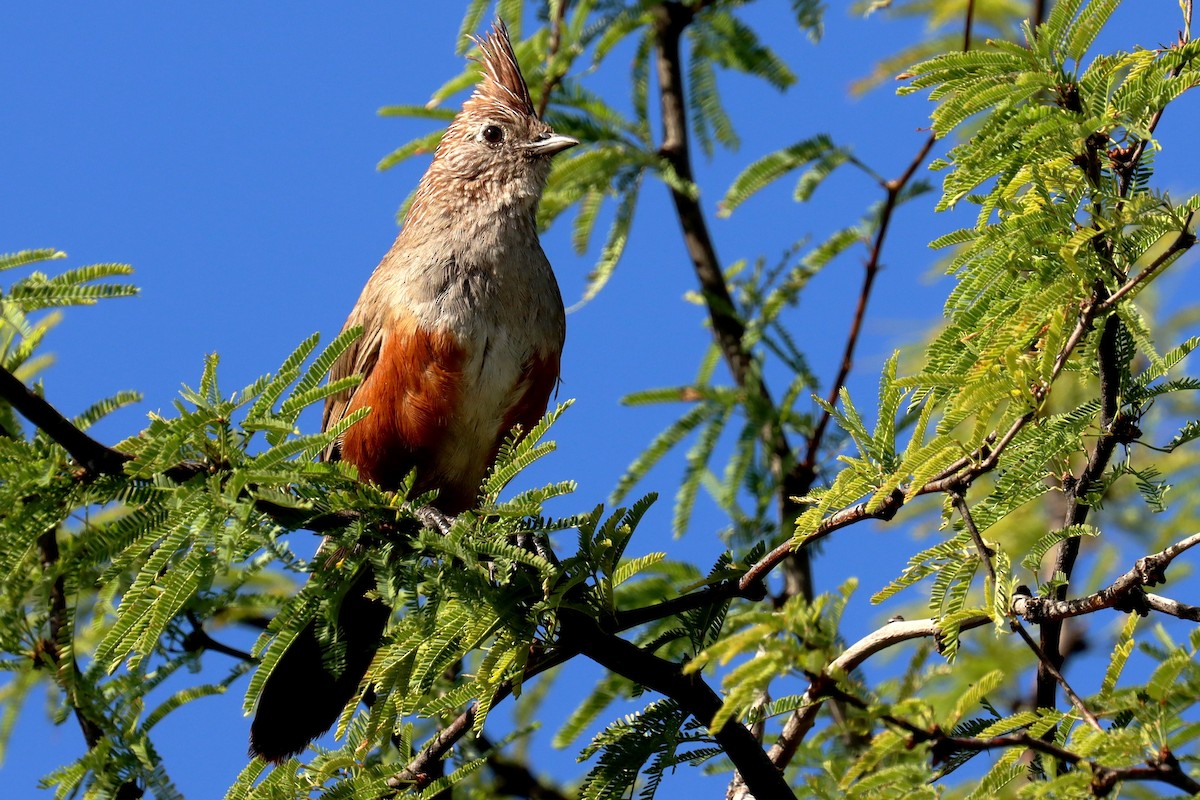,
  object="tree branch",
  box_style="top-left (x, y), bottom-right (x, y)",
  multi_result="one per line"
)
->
top-left (560, 609), bottom-right (795, 800)
top-left (35, 526), bottom-right (104, 749)
top-left (736, 269), bottom-right (1106, 611)
top-left (1032, 0), bottom-right (1047, 28)
top-left (1096, 225), bottom-right (1196, 313)
top-left (1115, 19), bottom-right (1192, 201)
top-left (816, 680), bottom-right (1200, 796)
top-left (1010, 621), bottom-right (1102, 731)
top-left (764, 615), bottom-right (989, 777)
top-left (612, 574), bottom-right (765, 631)
top-left (1144, 592), bottom-right (1200, 621)
top-left (474, 731), bottom-right (573, 800)
top-left (181, 613), bottom-right (255, 662)
top-left (1039, 312), bottom-right (1123, 710)
top-left (387, 646), bottom-right (577, 790)
top-left (952, 491), bottom-right (995, 591)
top-left (952, 491), bottom-right (1103, 731)
top-left (0, 365), bottom-right (130, 477)
top-left (35, 524), bottom-right (144, 798)
top-left (388, 706), bottom-right (478, 790)
top-left (801, 0), bottom-right (972, 487)
top-left (1014, 532), bottom-right (1200, 622)
top-left (0, 363), bottom-right (424, 542)
top-left (0, 364), bottom-right (212, 482)
top-left (650, 0), bottom-right (809, 597)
